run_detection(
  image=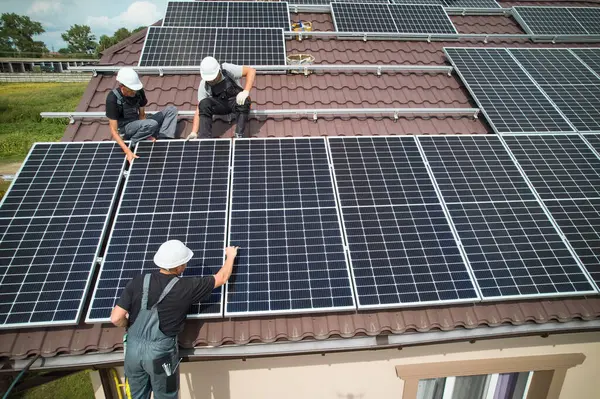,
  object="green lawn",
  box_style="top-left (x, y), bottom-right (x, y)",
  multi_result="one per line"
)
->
top-left (0, 82), bottom-right (87, 160)
top-left (9, 370), bottom-right (95, 399)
